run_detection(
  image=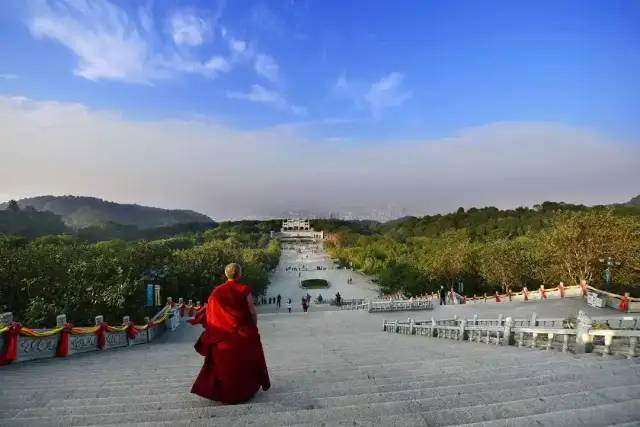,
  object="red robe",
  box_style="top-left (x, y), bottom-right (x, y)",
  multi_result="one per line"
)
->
top-left (190, 280), bottom-right (270, 404)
